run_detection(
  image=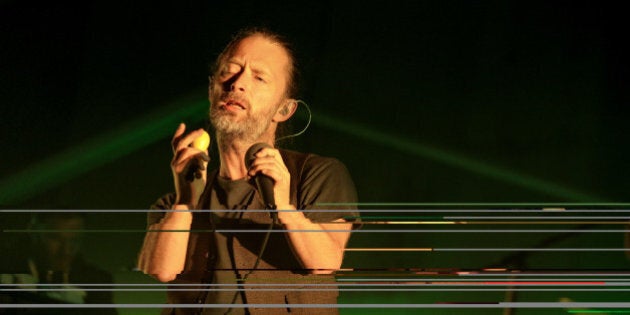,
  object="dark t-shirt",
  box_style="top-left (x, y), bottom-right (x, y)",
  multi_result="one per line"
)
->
top-left (148, 150), bottom-right (360, 315)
